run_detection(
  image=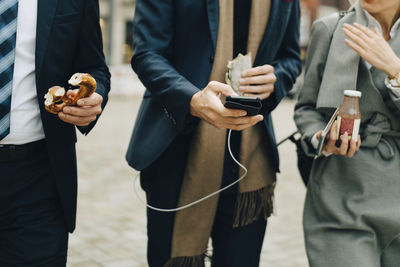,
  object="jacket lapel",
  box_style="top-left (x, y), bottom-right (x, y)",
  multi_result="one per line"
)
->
top-left (205, 0), bottom-right (219, 51)
top-left (316, 2), bottom-right (367, 109)
top-left (35, 0), bottom-right (59, 87)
